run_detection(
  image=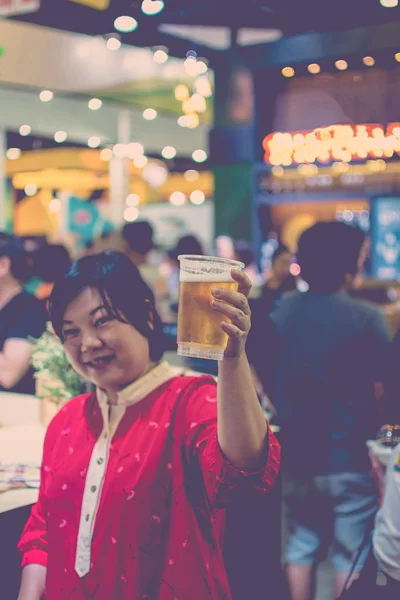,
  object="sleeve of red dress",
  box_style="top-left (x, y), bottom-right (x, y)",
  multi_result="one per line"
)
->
top-left (17, 414), bottom-right (60, 568)
top-left (182, 377), bottom-right (281, 508)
